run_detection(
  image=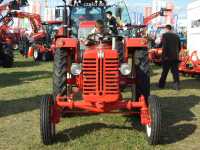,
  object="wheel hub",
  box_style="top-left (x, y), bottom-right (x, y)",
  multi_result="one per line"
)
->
top-left (146, 125), bottom-right (152, 137)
